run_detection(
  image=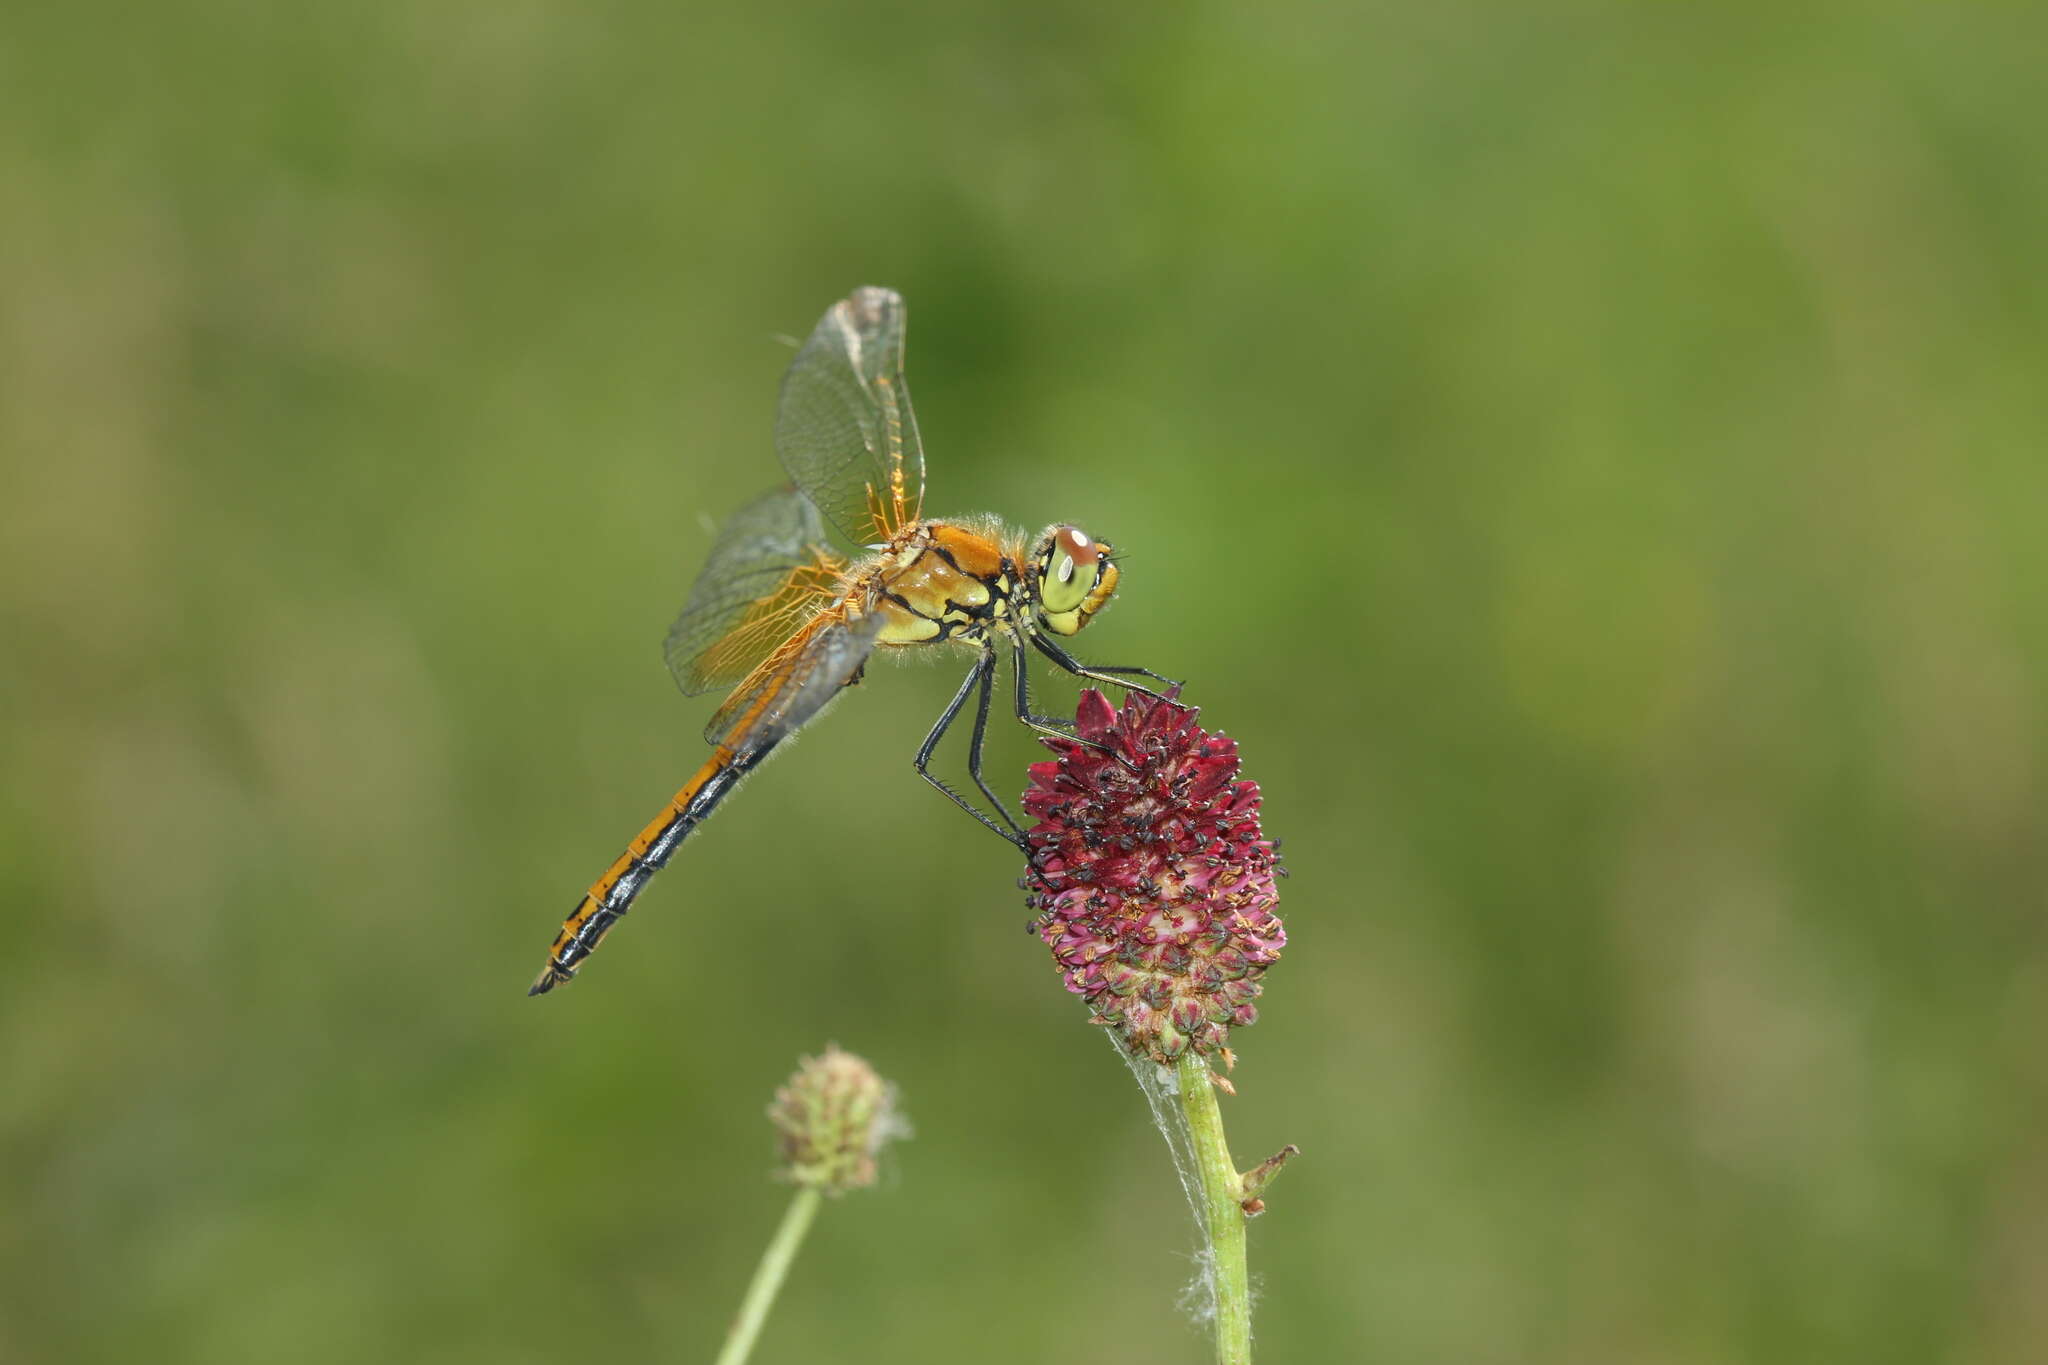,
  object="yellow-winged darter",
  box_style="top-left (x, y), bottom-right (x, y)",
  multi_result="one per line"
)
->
top-left (529, 287), bottom-right (1168, 994)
